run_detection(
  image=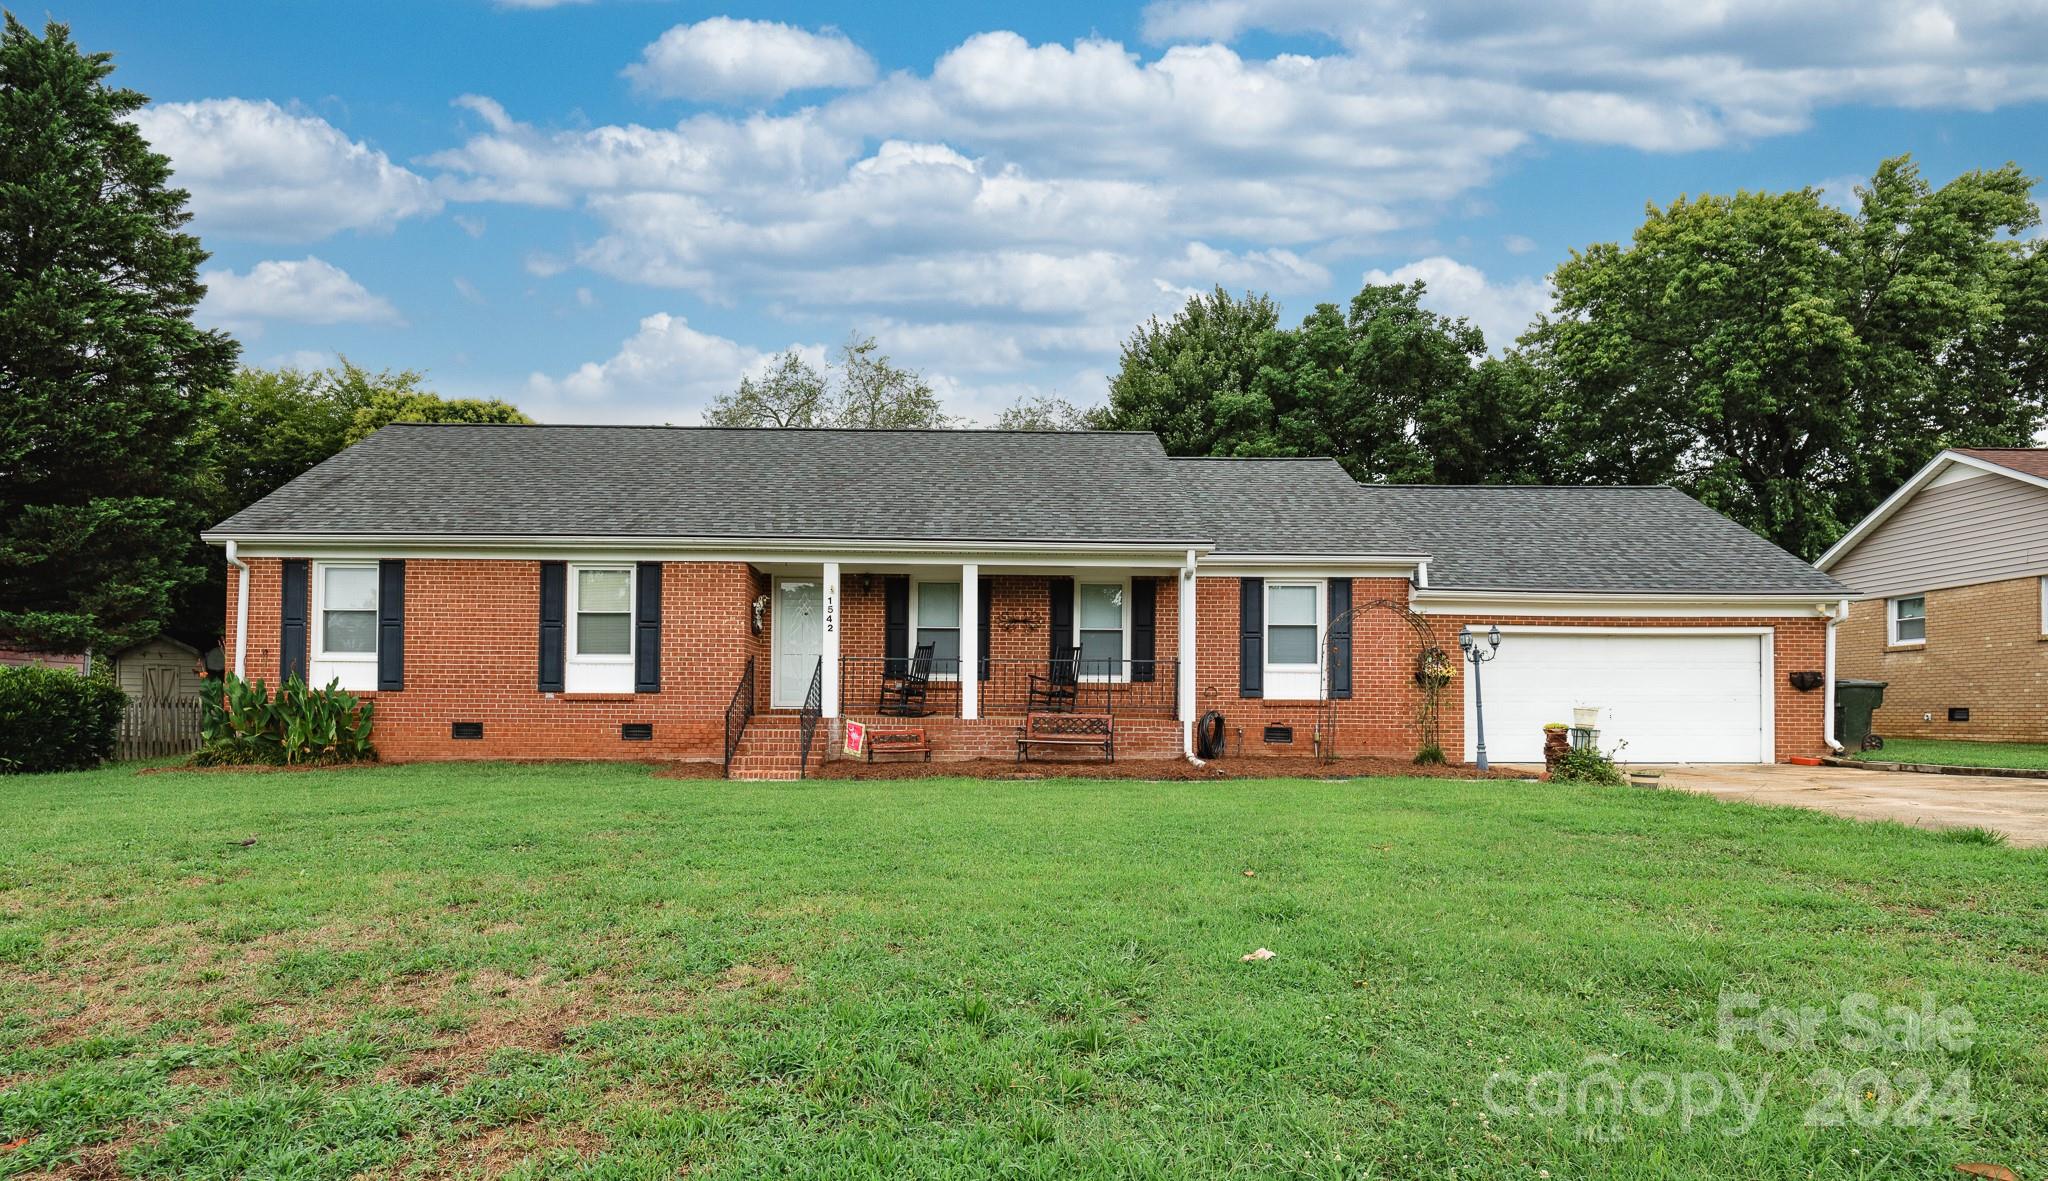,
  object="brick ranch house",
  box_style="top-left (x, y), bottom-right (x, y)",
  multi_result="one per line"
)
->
top-left (205, 424), bottom-right (1850, 776)
top-left (1818, 447), bottom-right (2048, 743)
